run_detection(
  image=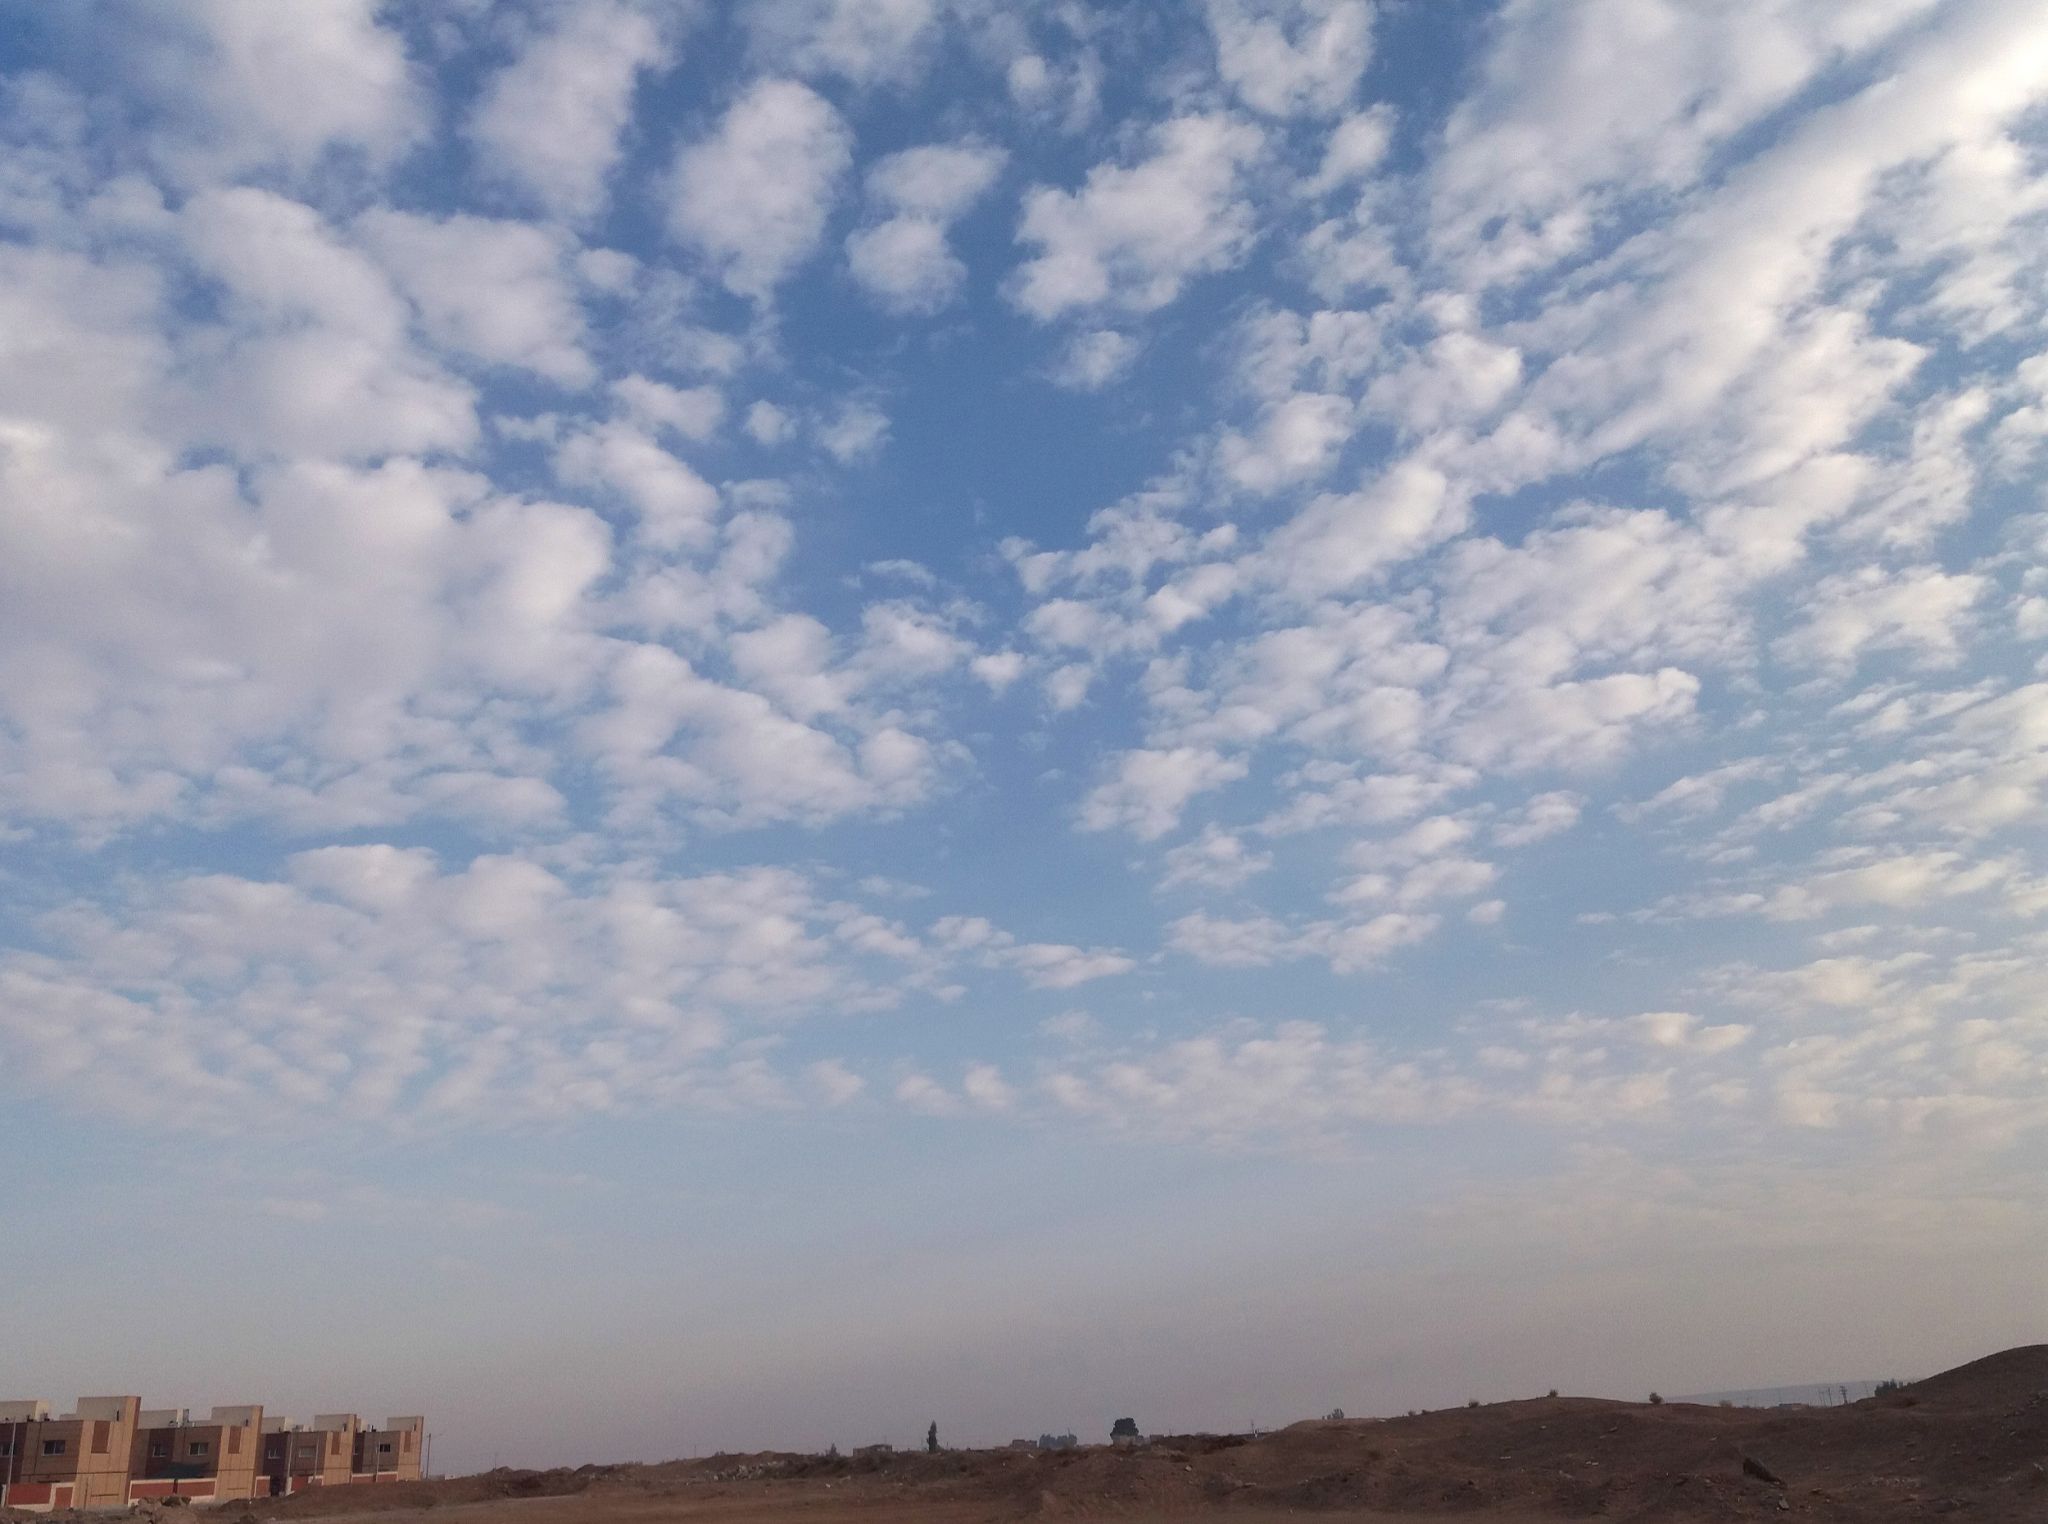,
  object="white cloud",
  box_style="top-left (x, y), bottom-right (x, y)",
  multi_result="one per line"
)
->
top-left (970, 651), bottom-right (1026, 691)
top-left (806, 1058), bottom-right (866, 1106)
top-left (1632, 1011), bottom-right (1752, 1055)
top-left (744, 0), bottom-right (939, 84)
top-left (1053, 329), bottom-right (1140, 390)
top-left (961, 1062), bottom-right (1017, 1111)
top-left (0, 854), bottom-right (918, 1129)
top-left (612, 376), bottom-right (725, 439)
top-left (927, 915), bottom-right (1134, 989)
top-left (1448, 668), bottom-right (1700, 773)
top-left (1160, 825), bottom-right (1273, 890)
top-left (1044, 1020), bottom-right (1476, 1143)
top-left (1429, 0), bottom-right (1942, 281)
top-left (846, 142), bottom-right (1006, 314)
top-left (1305, 106), bottom-right (1393, 193)
top-left (666, 78), bottom-right (852, 299)
top-left (1217, 392), bottom-right (1356, 494)
top-left (745, 400), bottom-right (794, 445)
top-left (554, 421), bottom-right (719, 548)
top-left (1012, 114), bottom-right (1266, 319)
top-left (1493, 791), bottom-right (1583, 847)
top-left (1257, 458), bottom-right (1465, 597)
top-left (467, 0), bottom-right (672, 222)
top-left (1167, 906), bottom-right (1439, 973)
top-left (581, 643), bottom-right (943, 829)
top-left (153, 0), bottom-right (425, 177)
top-left (866, 140), bottom-right (1008, 219)
top-left (1207, 0), bottom-right (1375, 119)
top-left (357, 209), bottom-right (594, 385)
top-left (178, 187), bottom-right (477, 460)
top-left (1079, 746), bottom-right (1249, 840)
top-left (817, 400), bottom-right (891, 462)
top-left (1776, 566), bottom-right (1987, 672)
top-left (1762, 851), bottom-right (2022, 922)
